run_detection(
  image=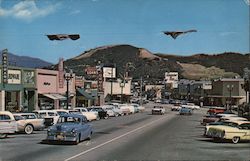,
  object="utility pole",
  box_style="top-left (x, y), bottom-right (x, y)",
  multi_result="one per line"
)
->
top-left (140, 76), bottom-right (143, 106)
